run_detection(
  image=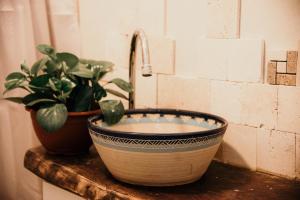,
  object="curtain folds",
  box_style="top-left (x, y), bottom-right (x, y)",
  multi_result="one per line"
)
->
top-left (0, 0), bottom-right (80, 199)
